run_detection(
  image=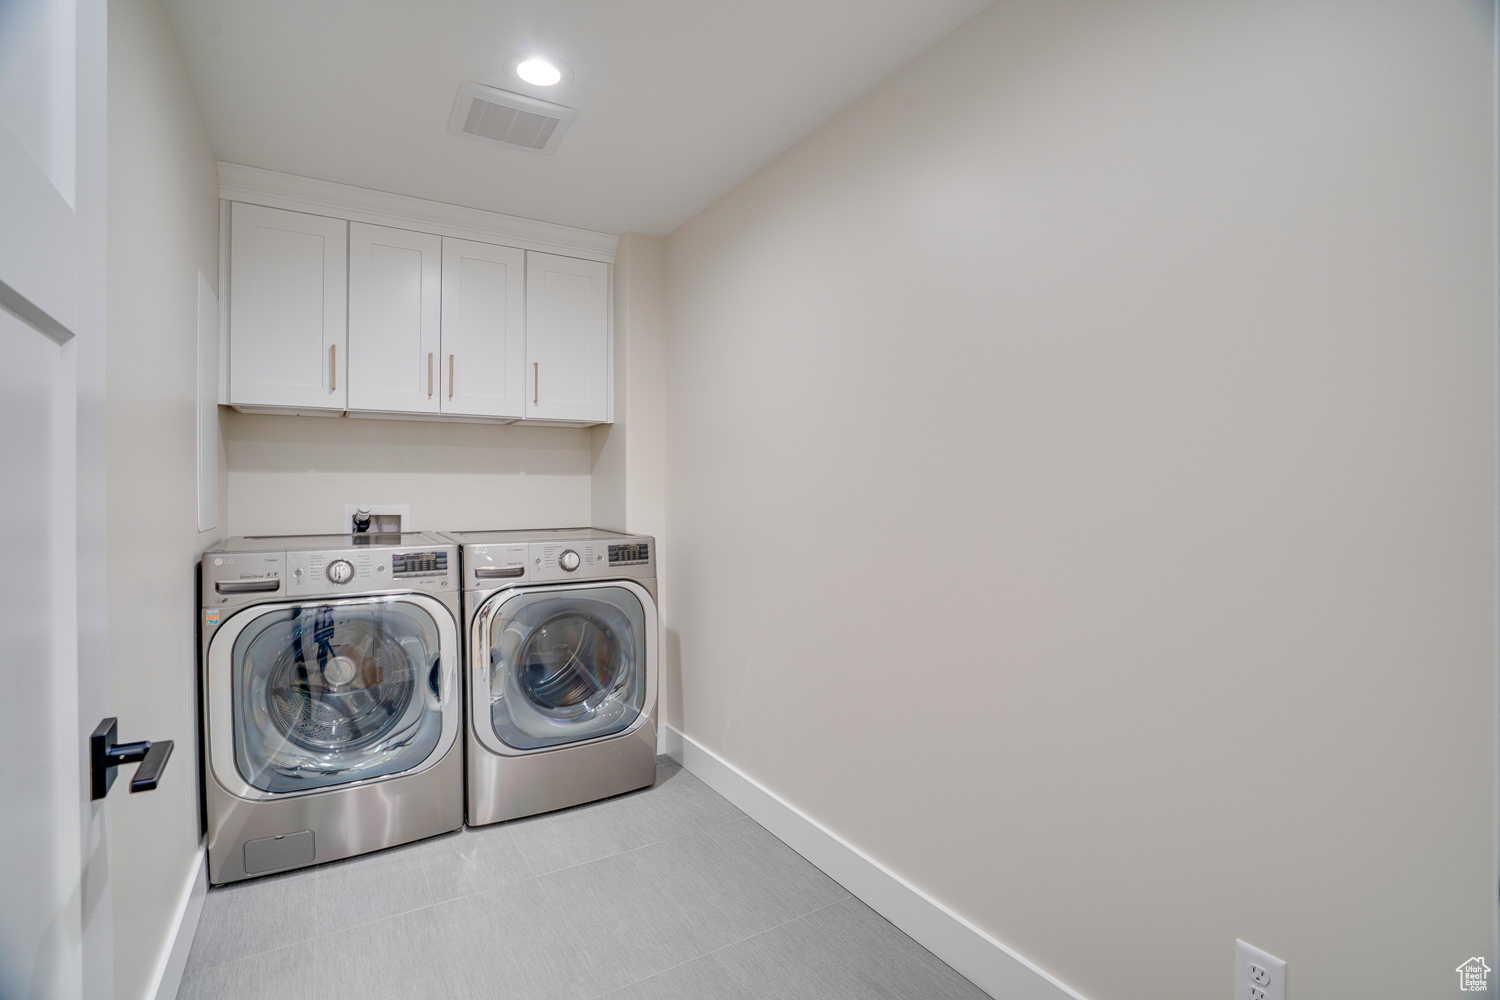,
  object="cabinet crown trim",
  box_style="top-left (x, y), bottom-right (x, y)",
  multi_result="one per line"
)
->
top-left (218, 162), bottom-right (619, 263)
